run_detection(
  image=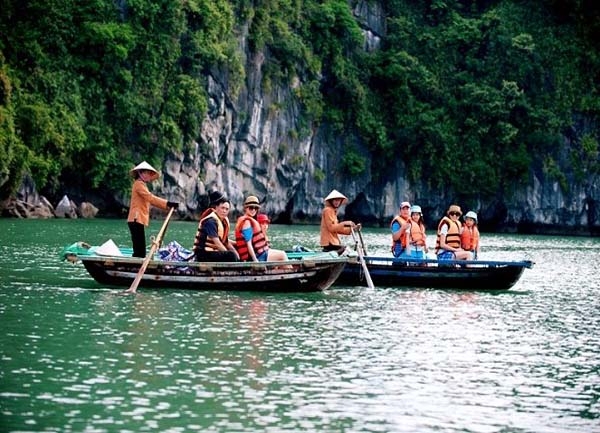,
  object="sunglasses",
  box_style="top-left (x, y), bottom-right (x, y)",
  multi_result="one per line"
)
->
top-left (401, 206), bottom-right (410, 210)
top-left (449, 212), bottom-right (461, 216)
top-left (247, 206), bottom-right (259, 210)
